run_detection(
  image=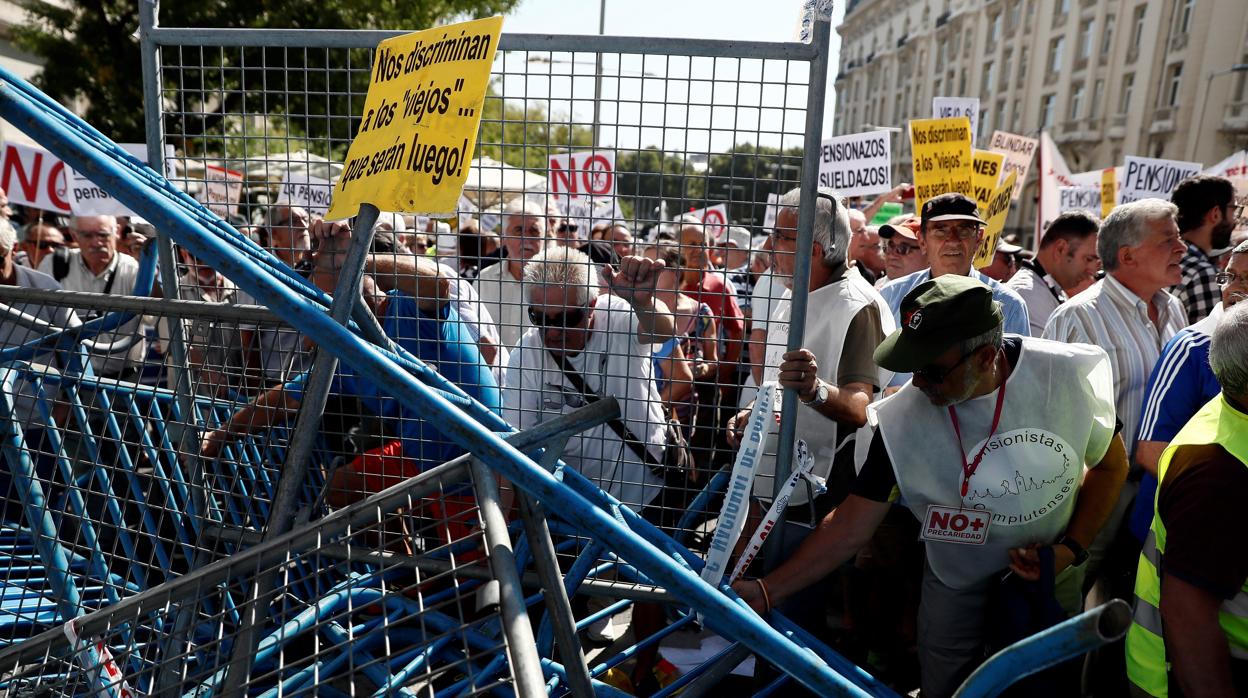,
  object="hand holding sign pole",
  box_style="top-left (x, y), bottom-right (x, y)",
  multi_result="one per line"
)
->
top-left (326, 16), bottom-right (503, 220)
